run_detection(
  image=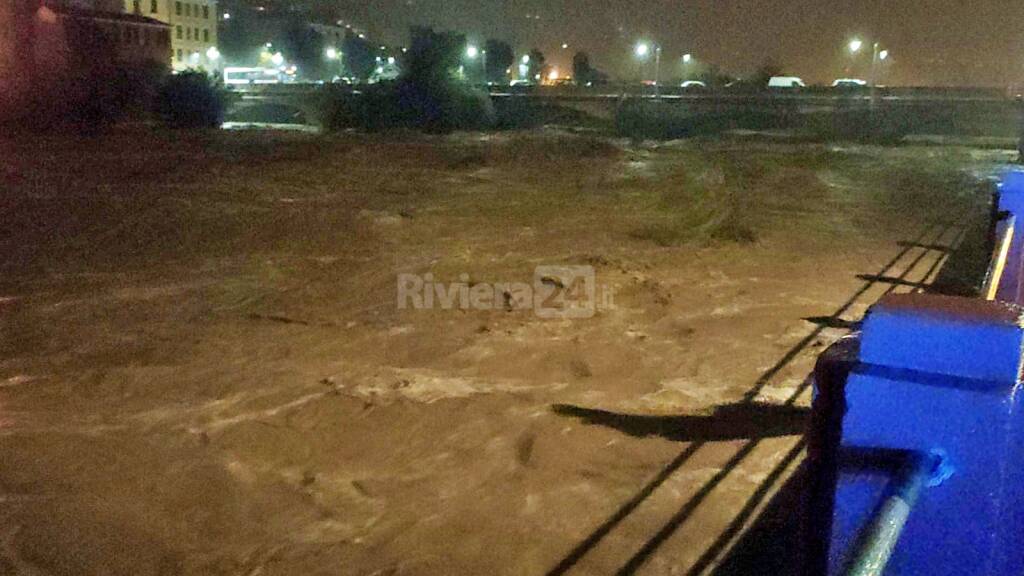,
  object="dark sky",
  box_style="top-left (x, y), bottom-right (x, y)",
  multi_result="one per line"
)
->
top-left (323, 0), bottom-right (1023, 86)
